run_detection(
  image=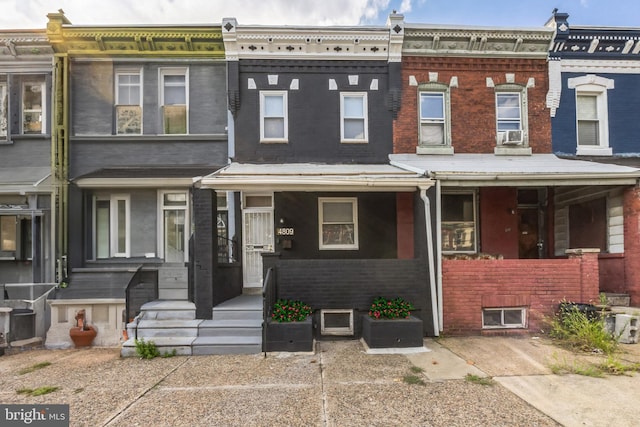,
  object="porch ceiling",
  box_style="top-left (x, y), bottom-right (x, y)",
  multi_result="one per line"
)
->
top-left (389, 154), bottom-right (640, 187)
top-left (195, 162), bottom-right (433, 192)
